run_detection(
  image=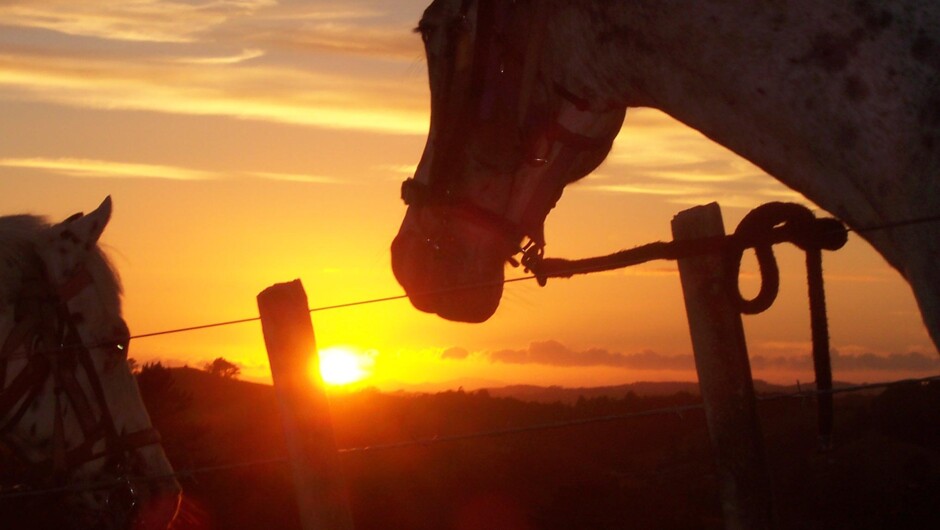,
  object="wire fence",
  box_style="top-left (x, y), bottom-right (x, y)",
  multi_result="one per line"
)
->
top-left (2, 210), bottom-right (939, 502)
top-left (4, 211), bottom-right (936, 355)
top-left (2, 372), bottom-right (938, 500)
top-left (126, 211), bottom-right (940, 343)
